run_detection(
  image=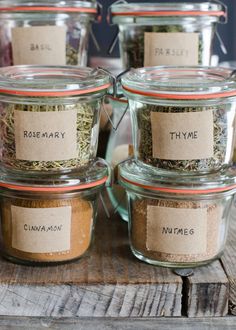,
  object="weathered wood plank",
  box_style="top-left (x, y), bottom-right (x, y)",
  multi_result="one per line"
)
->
top-left (221, 208), bottom-right (236, 315)
top-left (186, 261), bottom-right (228, 317)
